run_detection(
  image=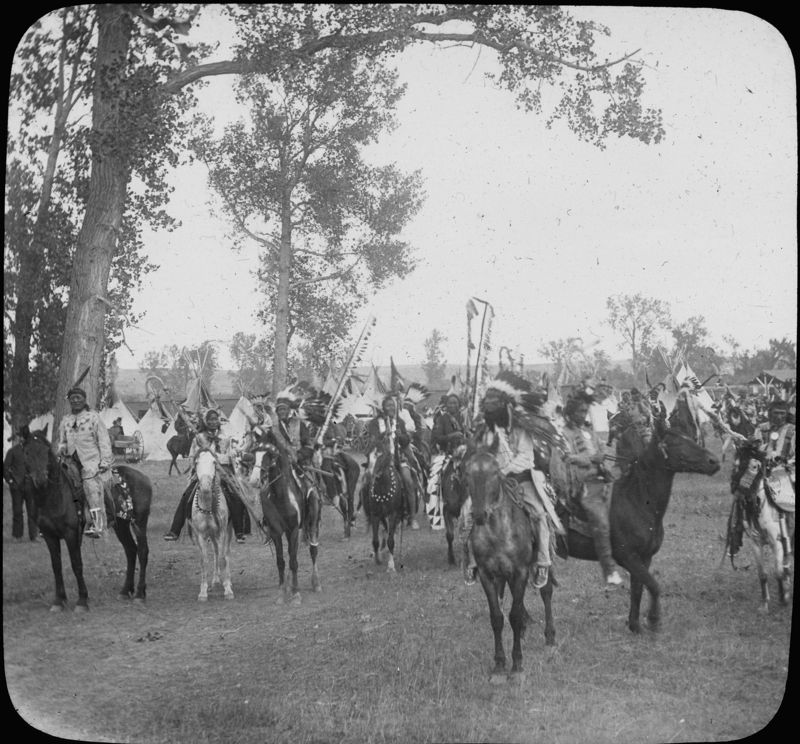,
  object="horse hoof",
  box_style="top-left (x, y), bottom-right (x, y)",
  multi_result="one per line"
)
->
top-left (49, 604), bottom-right (66, 613)
top-left (74, 603), bottom-right (89, 614)
top-left (291, 594), bottom-right (302, 605)
top-left (489, 673), bottom-right (507, 686)
top-left (197, 595), bottom-right (208, 602)
top-left (509, 671), bottom-right (526, 686)
top-left (133, 597), bottom-right (146, 605)
top-left (117, 592), bottom-right (133, 601)
top-left (224, 593), bottom-right (235, 601)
